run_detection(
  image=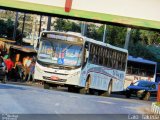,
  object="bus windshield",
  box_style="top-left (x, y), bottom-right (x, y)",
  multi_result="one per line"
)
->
top-left (38, 39), bottom-right (83, 67)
